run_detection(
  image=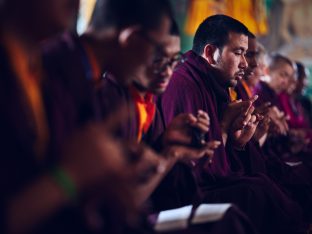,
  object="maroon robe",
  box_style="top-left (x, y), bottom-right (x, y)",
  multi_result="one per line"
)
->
top-left (98, 73), bottom-right (259, 234)
top-left (98, 75), bottom-right (206, 210)
top-left (42, 33), bottom-right (258, 234)
top-left (159, 50), bottom-right (306, 234)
